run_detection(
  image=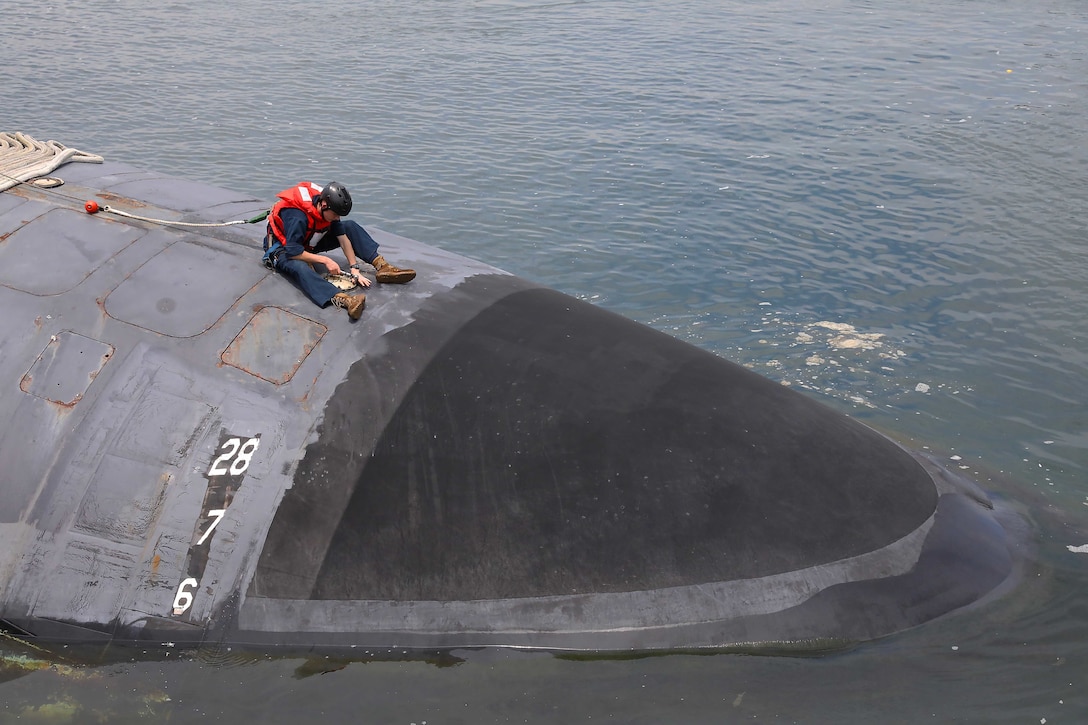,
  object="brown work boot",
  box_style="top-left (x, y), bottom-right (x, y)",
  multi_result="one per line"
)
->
top-left (371, 254), bottom-right (415, 284)
top-left (331, 292), bottom-right (366, 320)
